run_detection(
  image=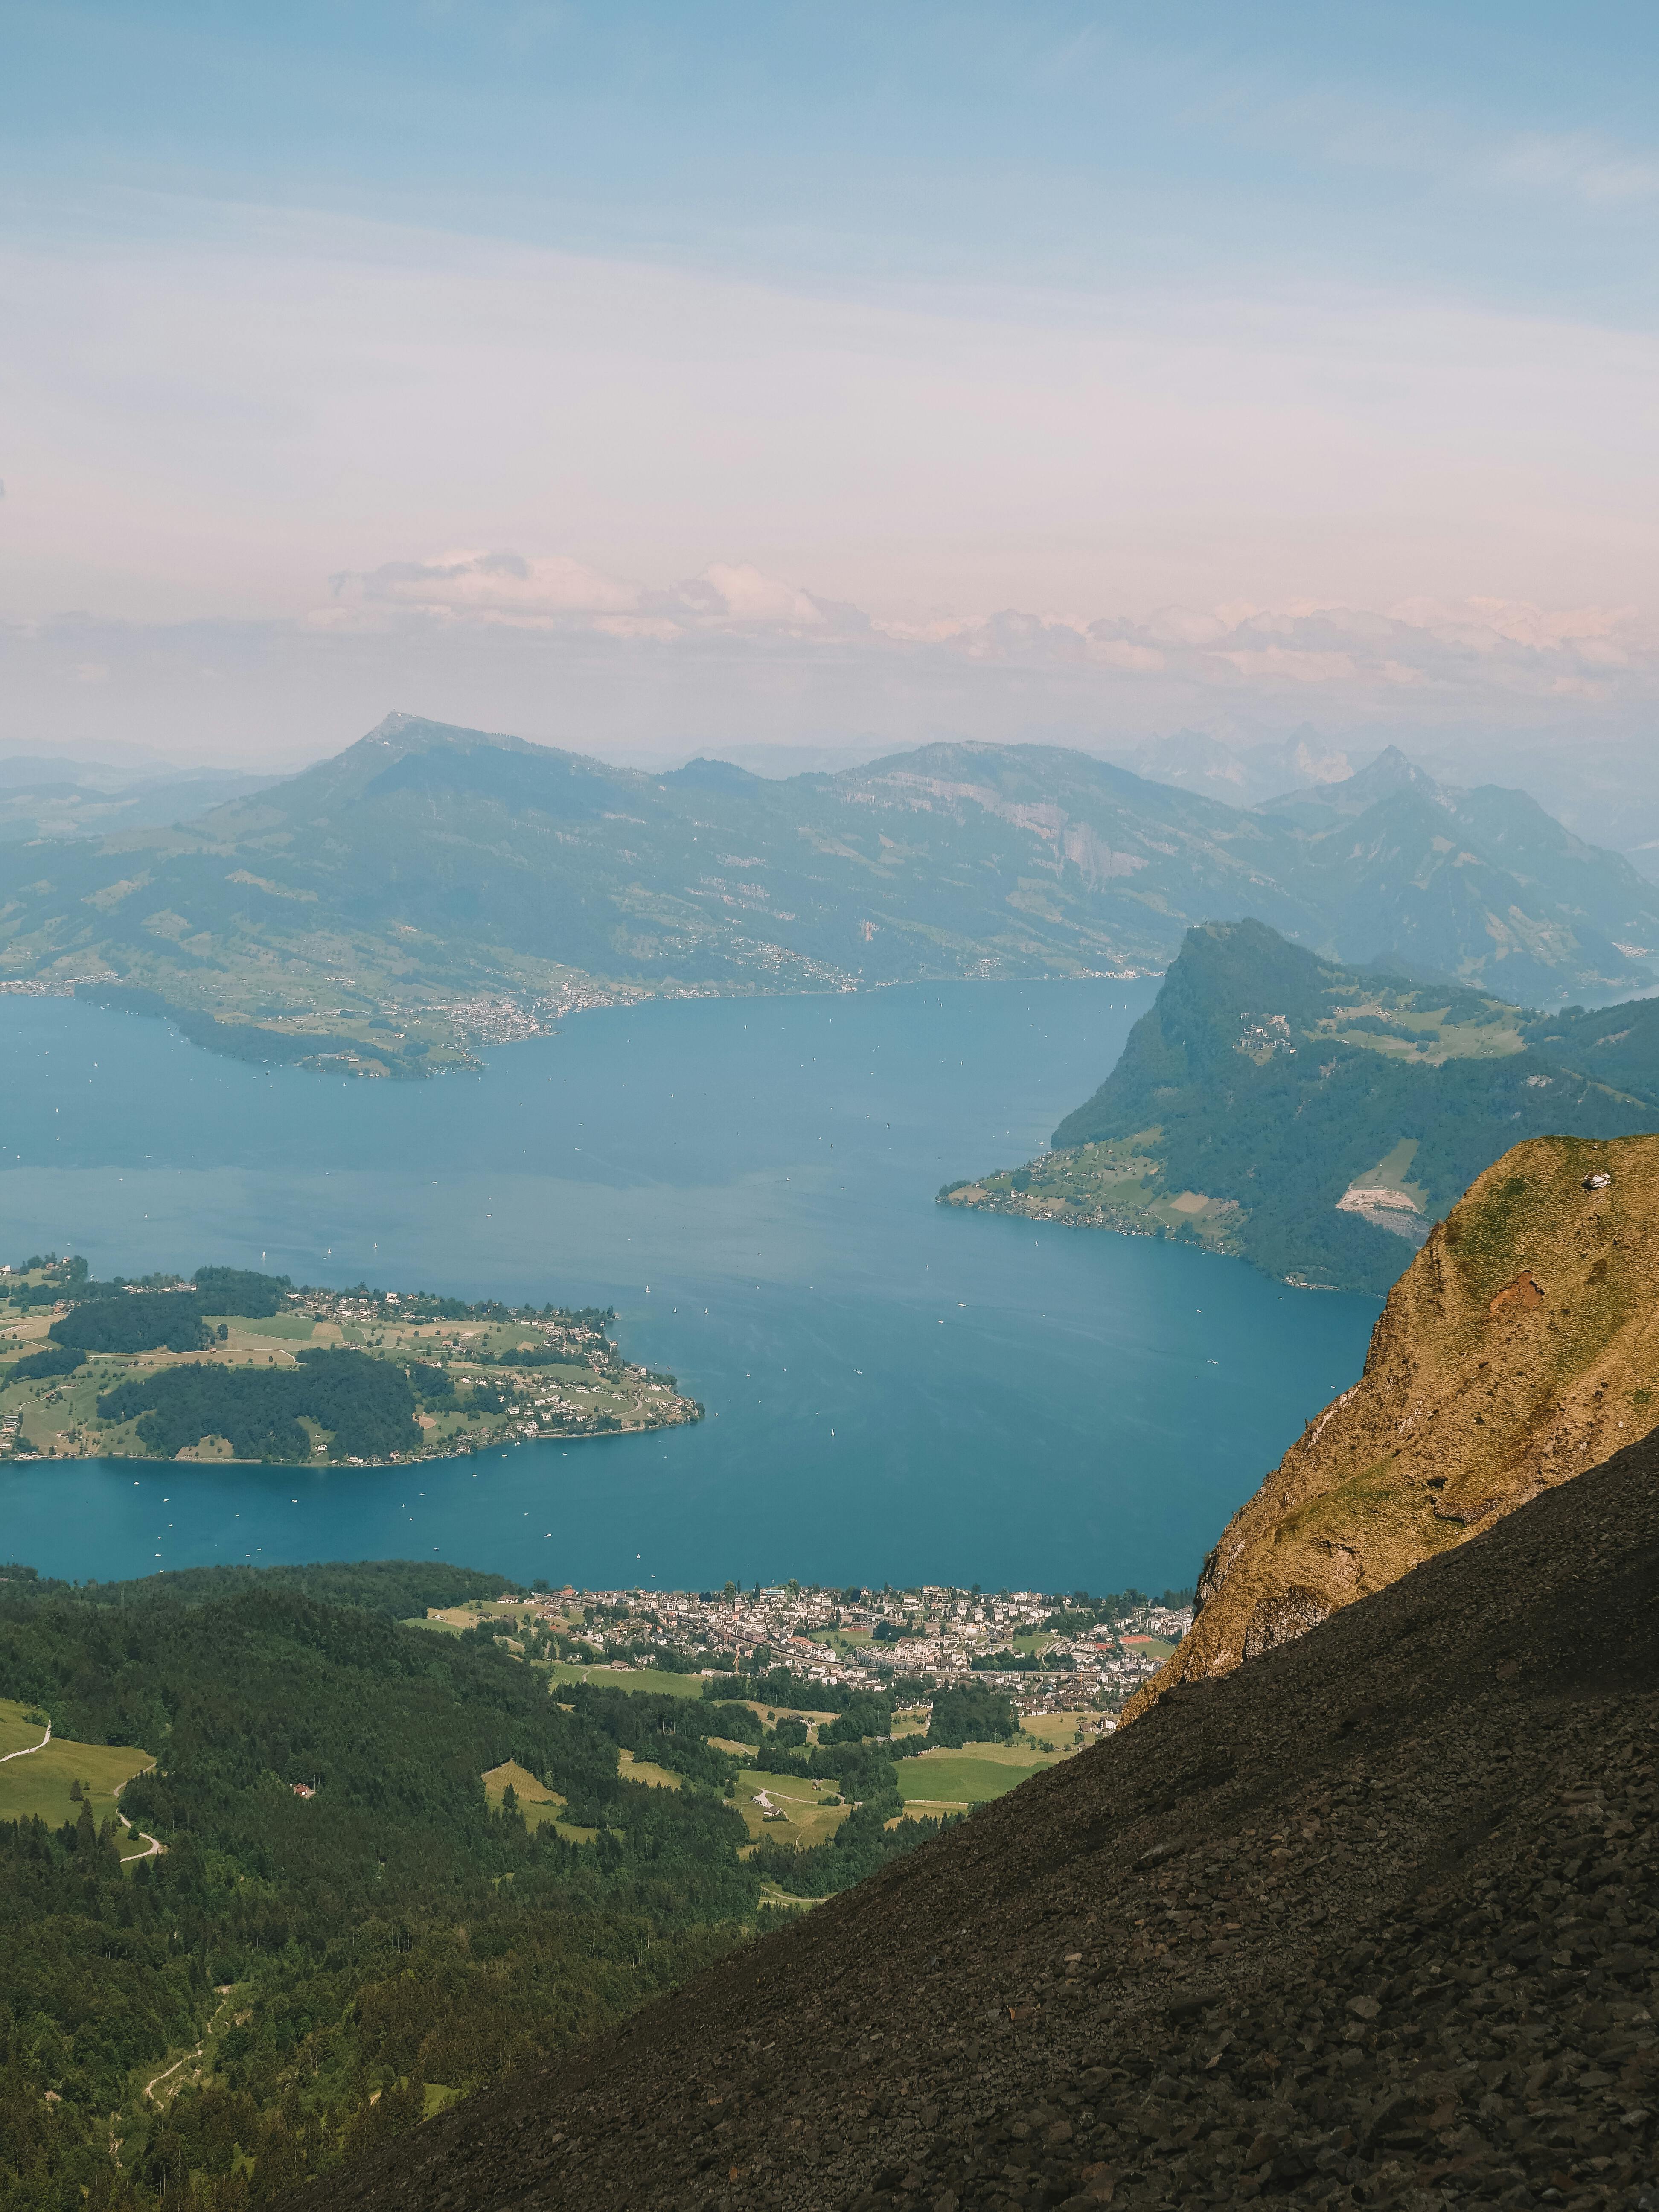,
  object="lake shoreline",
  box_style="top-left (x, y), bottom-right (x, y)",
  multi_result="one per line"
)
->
top-left (0, 979), bottom-right (1377, 1590)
